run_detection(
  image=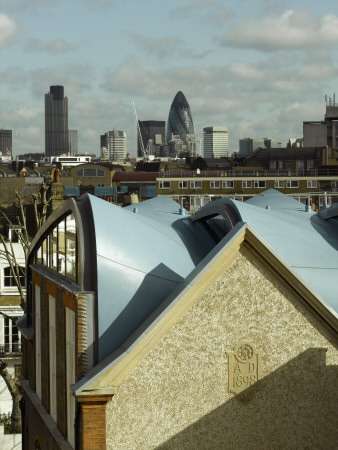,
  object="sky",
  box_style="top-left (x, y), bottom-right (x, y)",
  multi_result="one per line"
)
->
top-left (1, 0), bottom-right (338, 158)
